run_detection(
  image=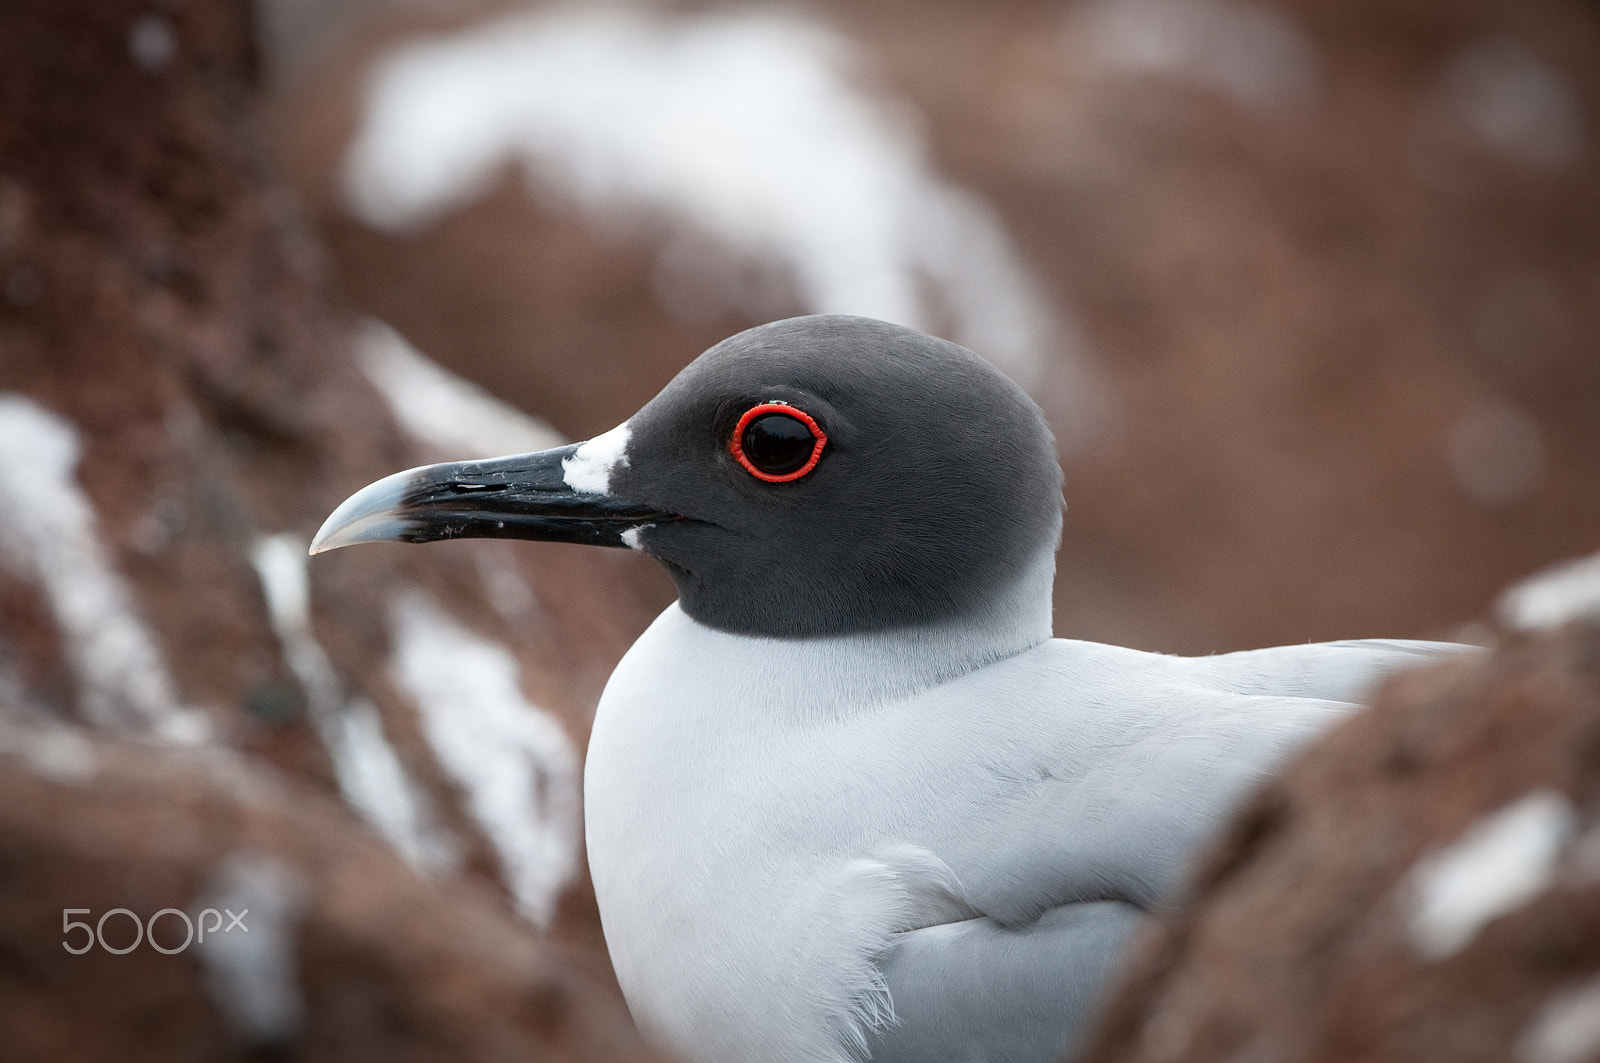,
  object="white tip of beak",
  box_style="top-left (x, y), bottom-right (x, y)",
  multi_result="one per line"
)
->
top-left (309, 467), bottom-right (419, 555)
